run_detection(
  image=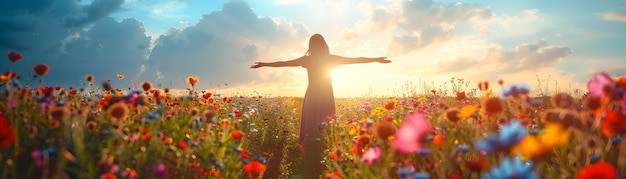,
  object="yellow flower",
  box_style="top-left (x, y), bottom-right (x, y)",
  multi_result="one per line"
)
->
top-left (349, 125), bottom-right (361, 136)
top-left (417, 96), bottom-right (426, 103)
top-left (511, 123), bottom-right (570, 160)
top-left (370, 107), bottom-right (388, 117)
top-left (457, 104), bottom-right (479, 119)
